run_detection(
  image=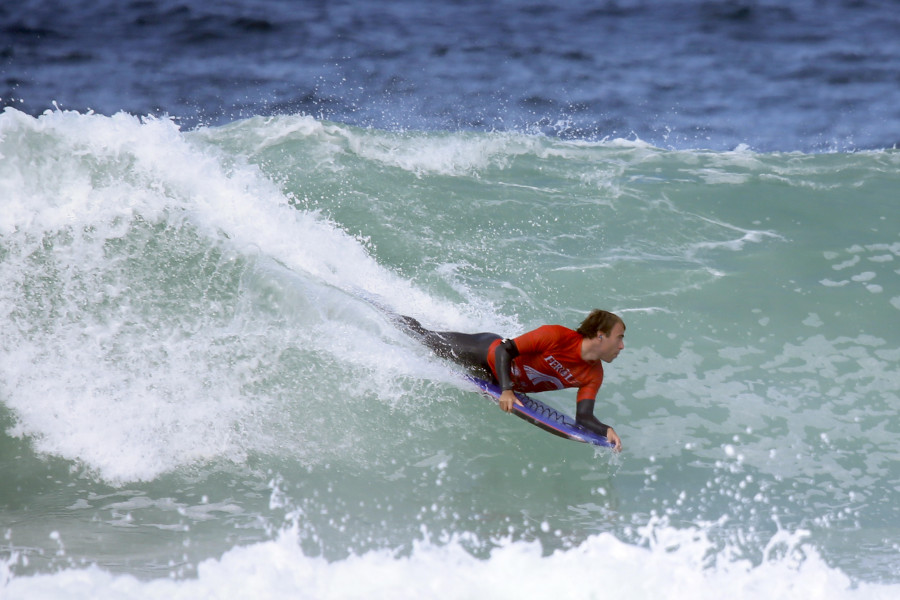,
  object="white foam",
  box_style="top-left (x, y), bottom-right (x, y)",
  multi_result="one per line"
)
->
top-left (0, 108), bottom-right (497, 483)
top-left (0, 107), bottom-right (469, 325)
top-left (346, 128), bottom-right (524, 177)
top-left (802, 313), bottom-right (824, 328)
top-left (686, 214), bottom-right (782, 255)
top-left (820, 278), bottom-right (850, 287)
top-left (2, 524), bottom-right (896, 600)
top-left (832, 256), bottom-right (861, 270)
